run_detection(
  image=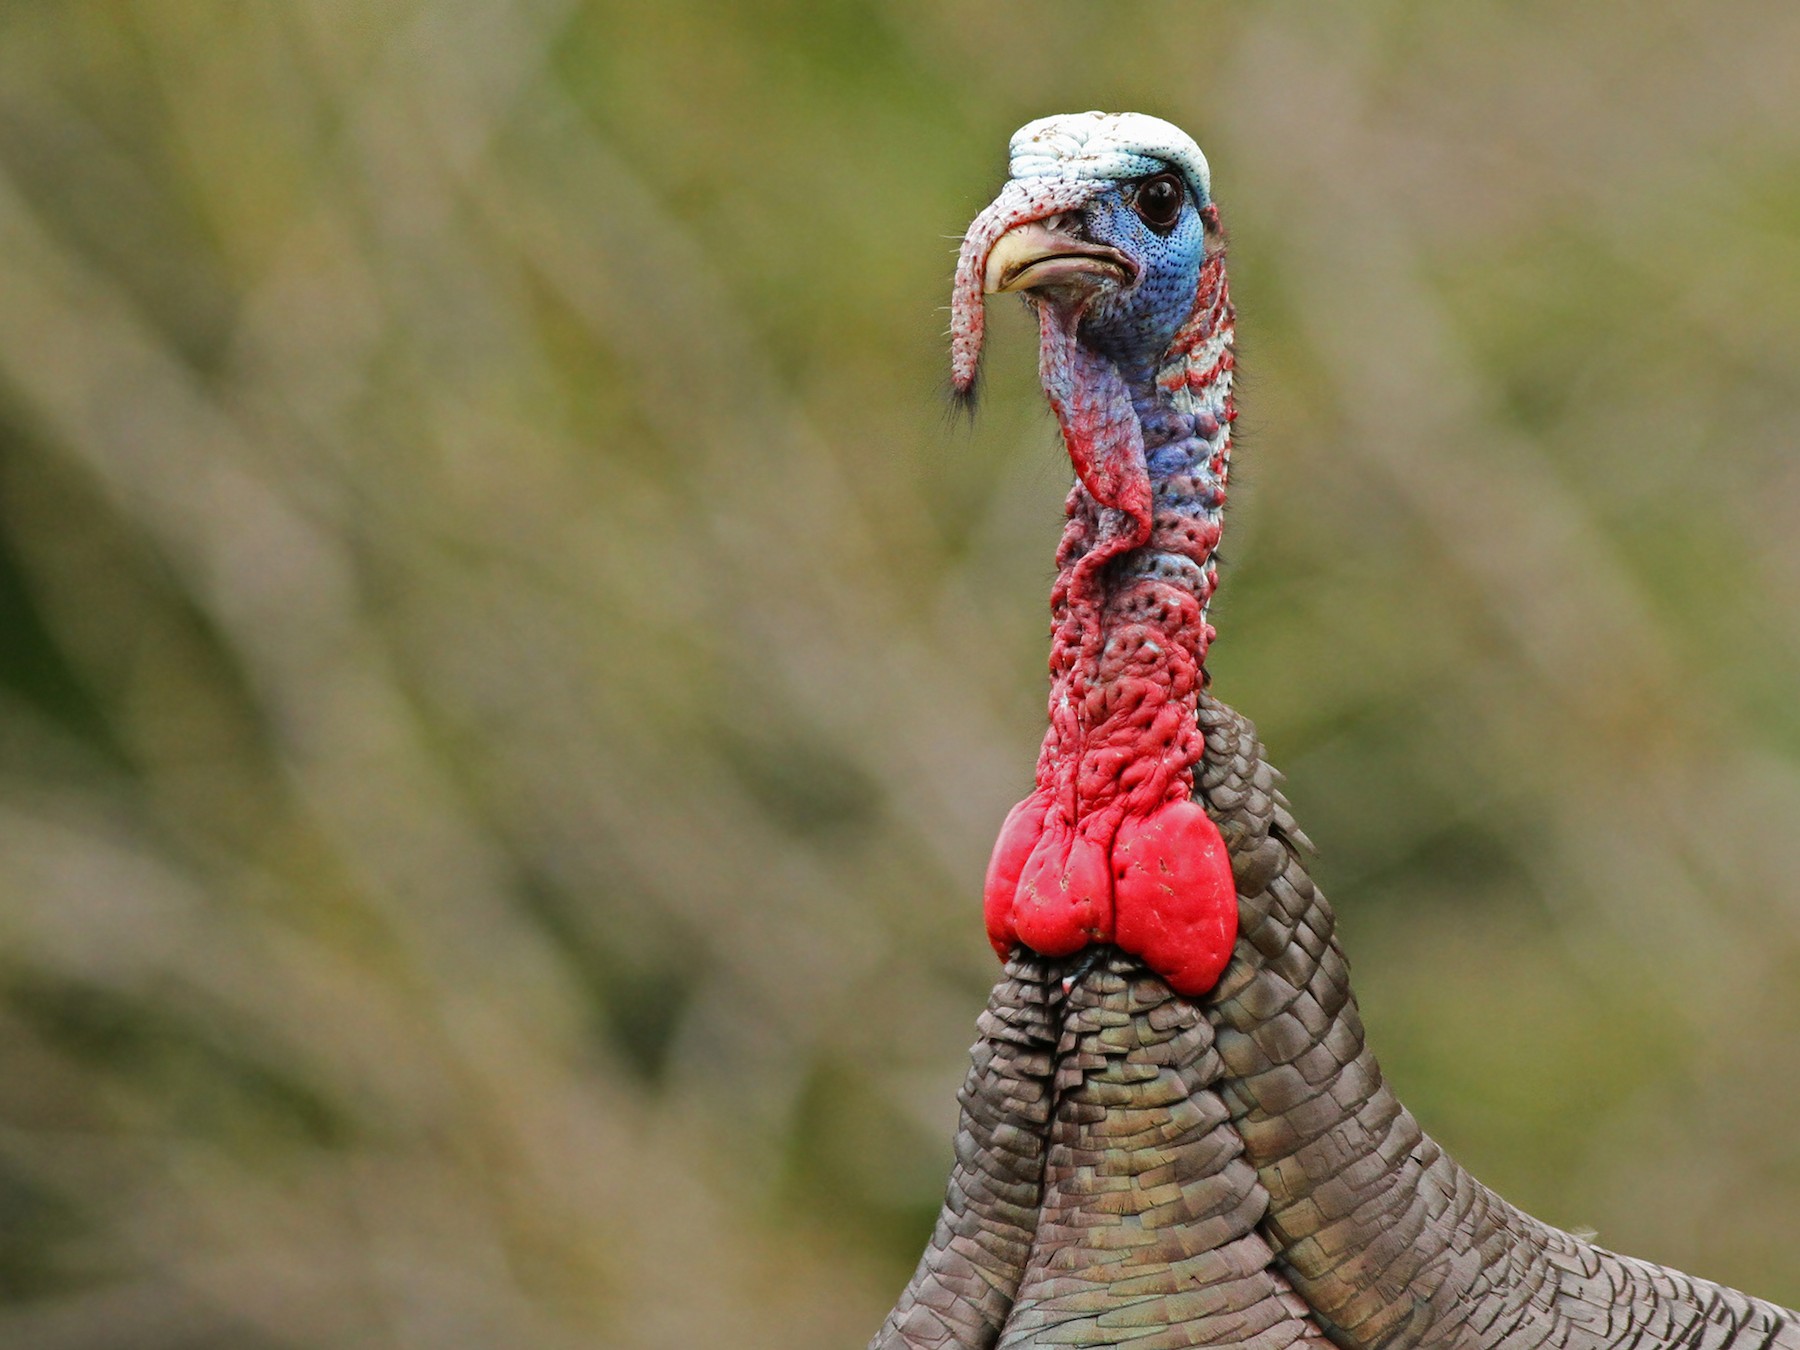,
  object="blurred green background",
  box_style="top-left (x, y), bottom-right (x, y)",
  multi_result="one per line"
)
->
top-left (0, 2), bottom-right (1796, 1345)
